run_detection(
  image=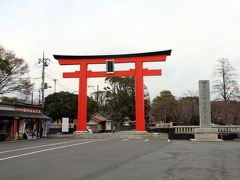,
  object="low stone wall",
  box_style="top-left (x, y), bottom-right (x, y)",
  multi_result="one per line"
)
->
top-left (47, 131), bottom-right (238, 140)
top-left (49, 128), bottom-right (75, 134)
top-left (48, 131), bottom-right (169, 140)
